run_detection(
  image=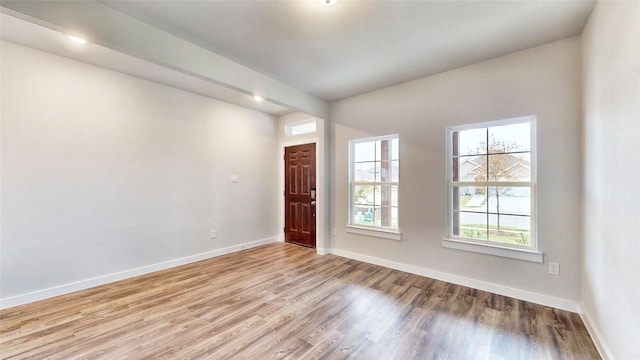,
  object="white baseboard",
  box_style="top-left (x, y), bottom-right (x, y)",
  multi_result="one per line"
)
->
top-left (330, 248), bottom-right (581, 313)
top-left (0, 237), bottom-right (278, 310)
top-left (580, 305), bottom-right (613, 360)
